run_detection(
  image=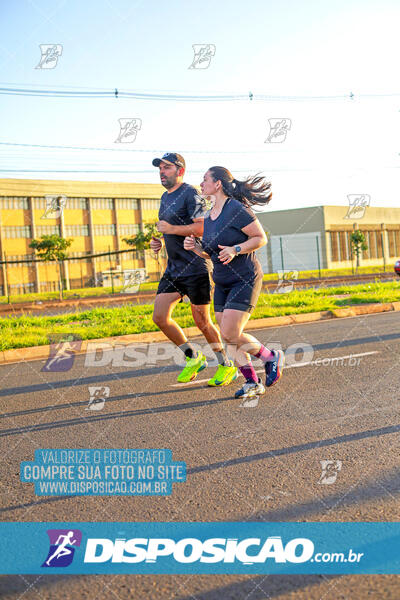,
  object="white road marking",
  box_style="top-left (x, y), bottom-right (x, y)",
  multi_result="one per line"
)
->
top-left (170, 351), bottom-right (379, 387)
